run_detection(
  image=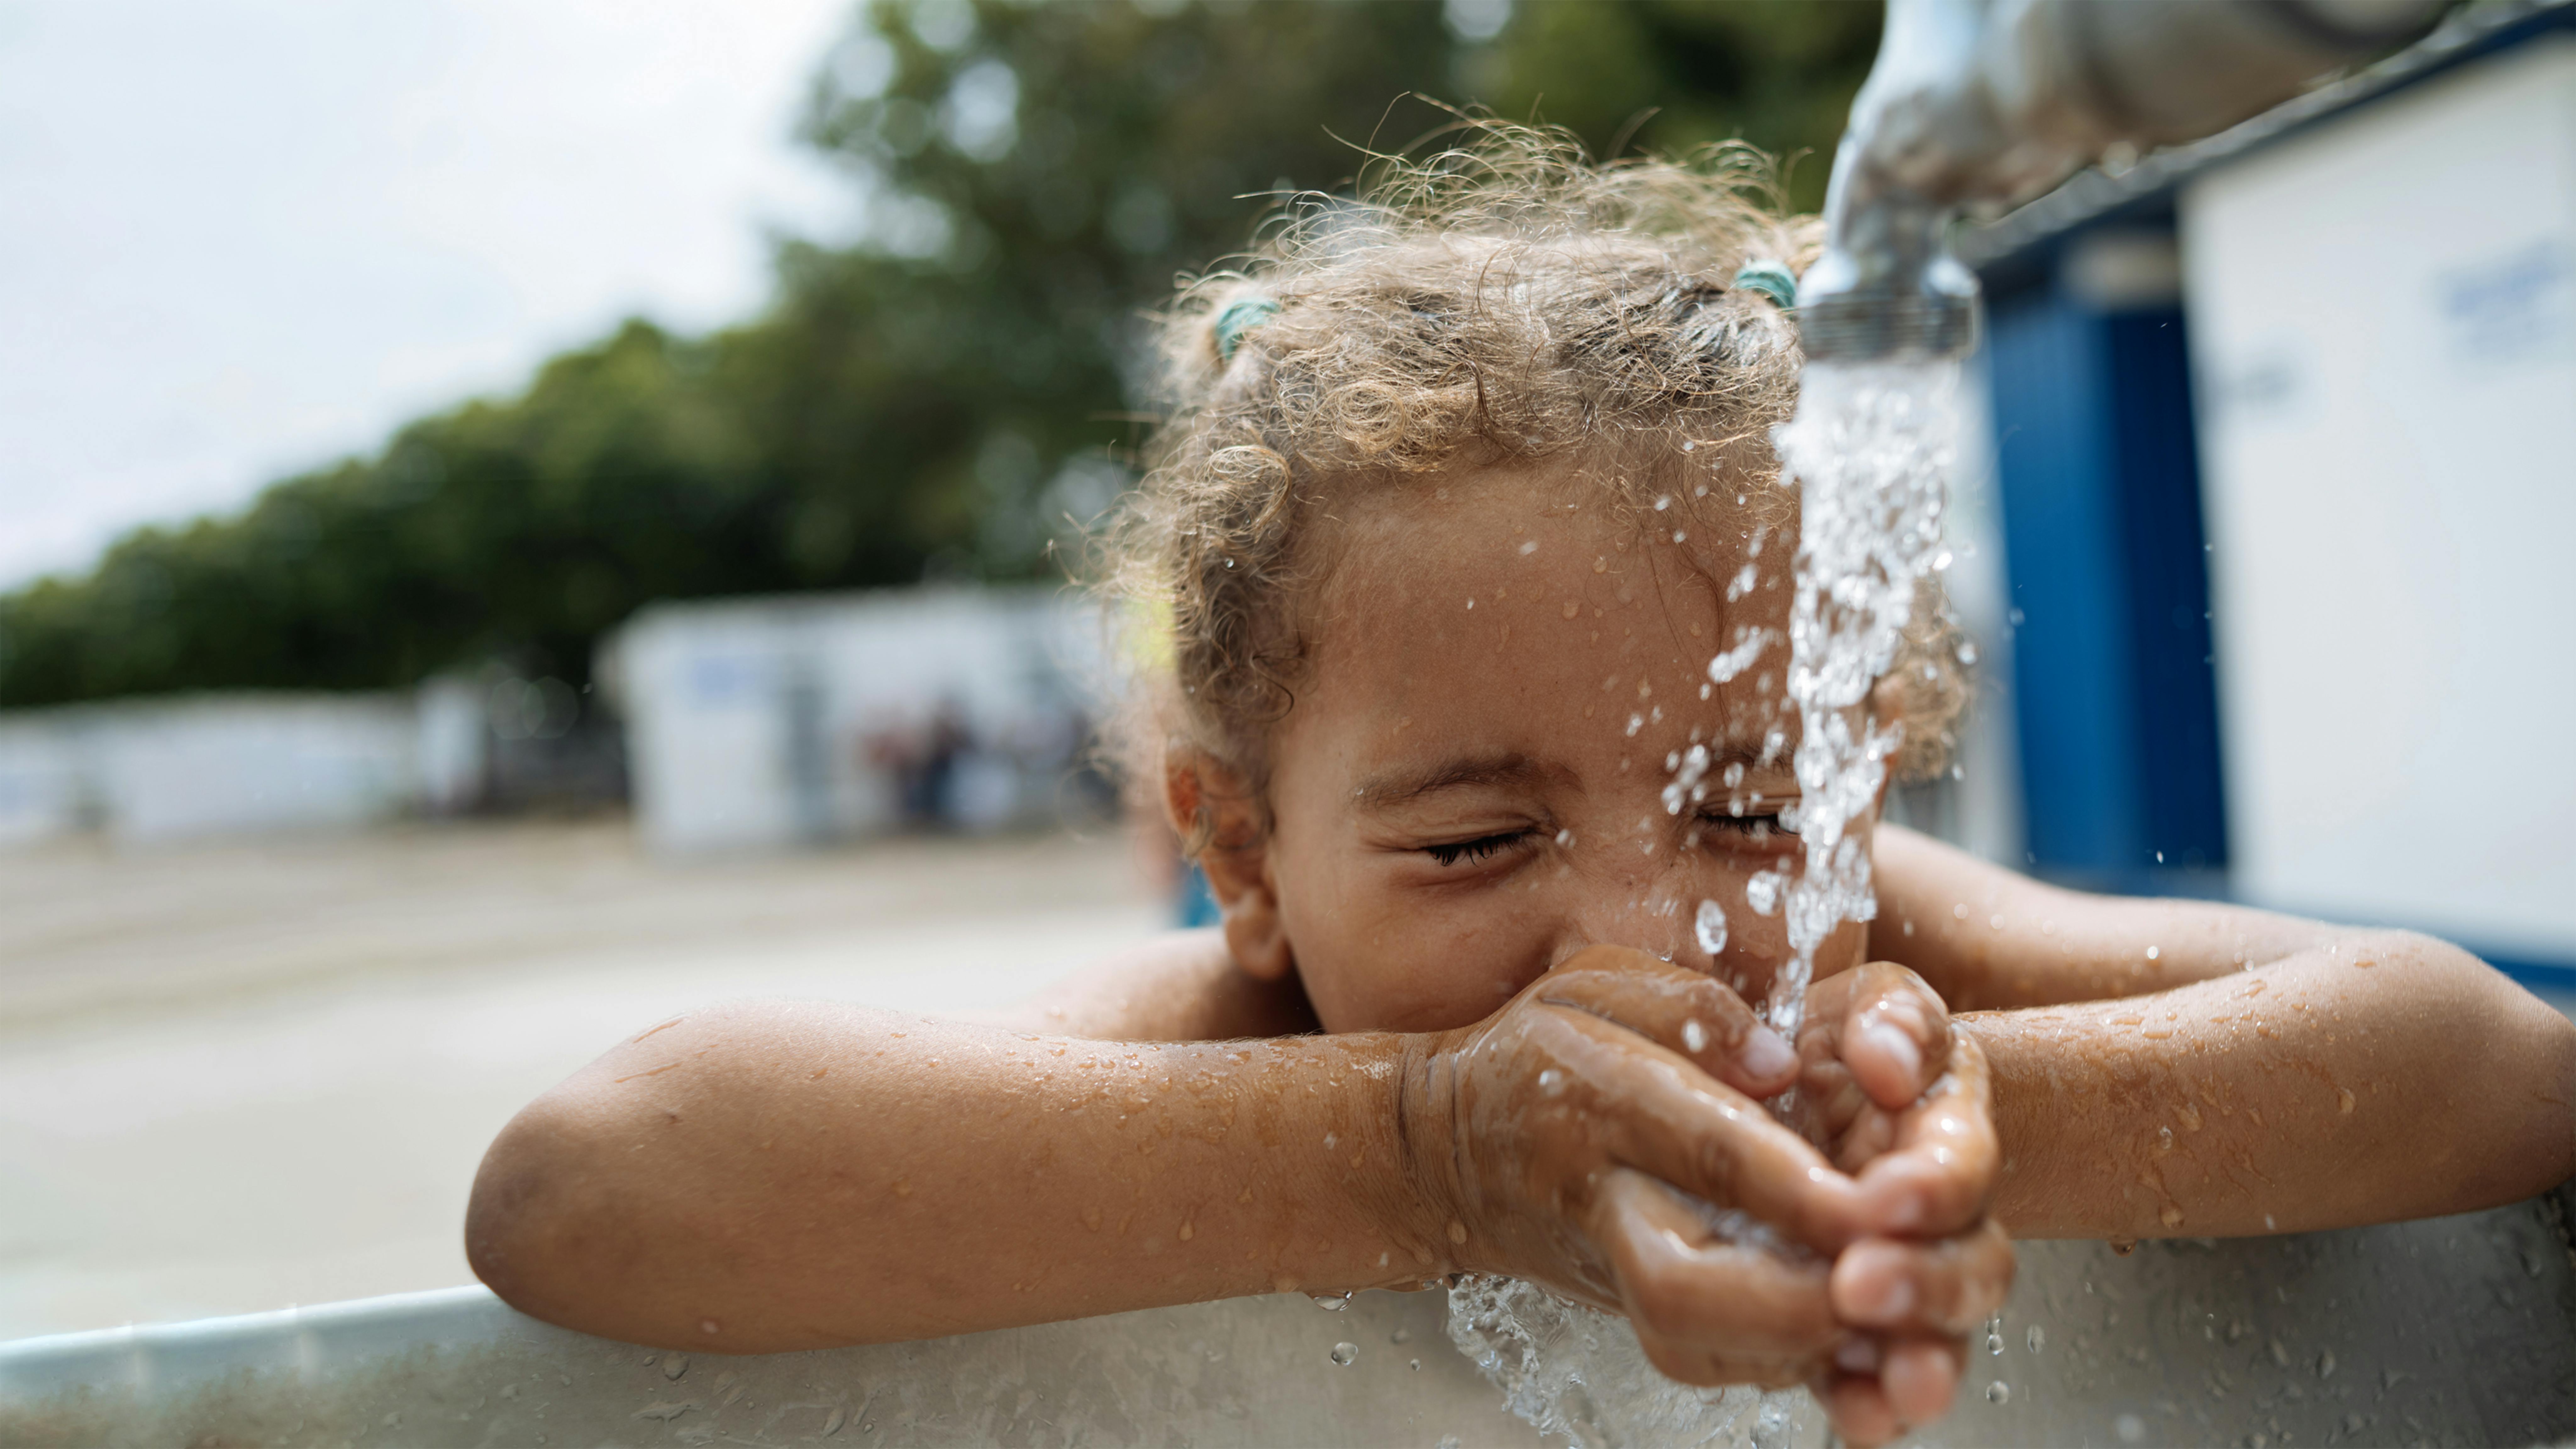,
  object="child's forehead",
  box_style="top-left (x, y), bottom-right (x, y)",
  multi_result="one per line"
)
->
top-left (1324, 459), bottom-right (1770, 602)
top-left (1304, 460), bottom-right (1794, 742)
